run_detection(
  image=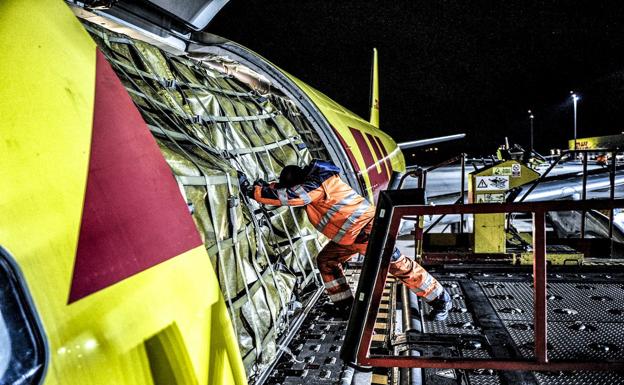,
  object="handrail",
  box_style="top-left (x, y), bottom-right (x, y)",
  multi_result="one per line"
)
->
top-left (518, 148), bottom-right (622, 238)
top-left (517, 152), bottom-right (567, 203)
top-left (400, 197), bottom-right (624, 216)
top-left (342, 190), bottom-right (624, 372)
top-left (518, 148), bottom-right (622, 203)
top-left (398, 154), bottom-right (467, 245)
top-left (423, 196), bottom-right (462, 234)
